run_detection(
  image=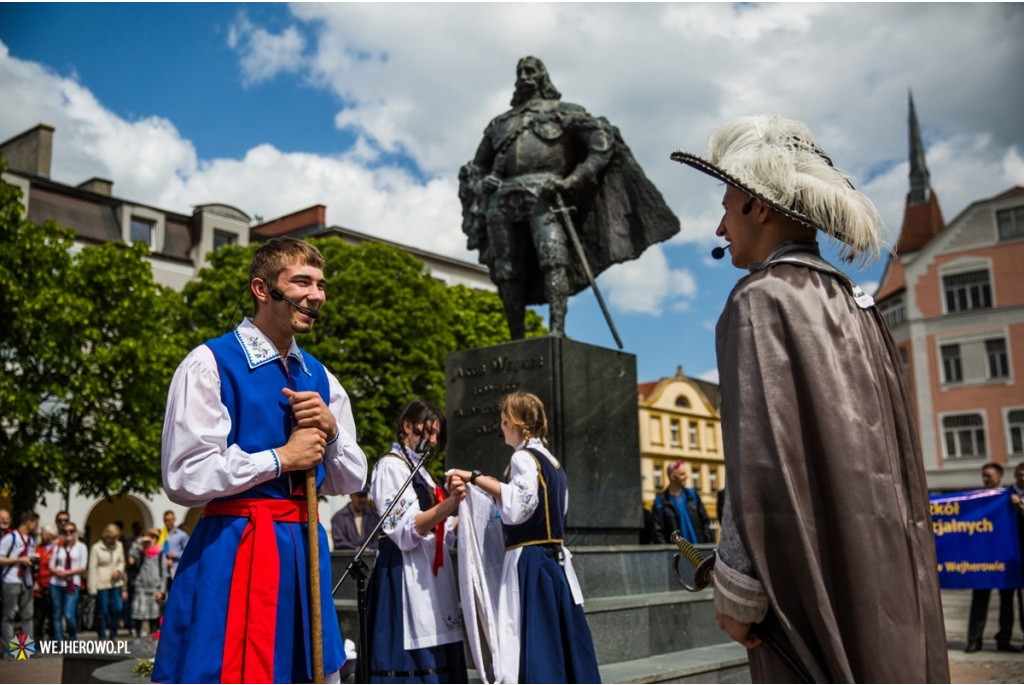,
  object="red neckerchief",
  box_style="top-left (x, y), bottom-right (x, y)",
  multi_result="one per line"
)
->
top-left (433, 487), bottom-right (446, 575)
